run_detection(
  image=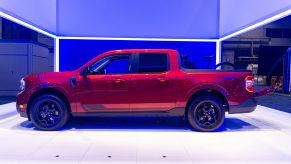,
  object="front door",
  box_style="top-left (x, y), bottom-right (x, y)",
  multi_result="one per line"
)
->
top-left (75, 54), bottom-right (133, 112)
